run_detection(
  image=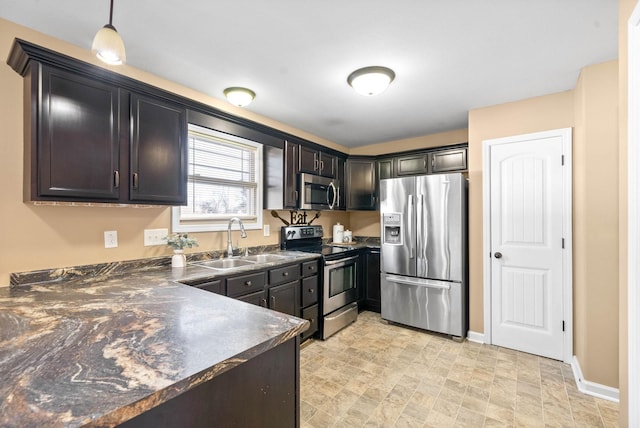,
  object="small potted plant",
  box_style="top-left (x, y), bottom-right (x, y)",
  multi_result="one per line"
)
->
top-left (165, 233), bottom-right (199, 268)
